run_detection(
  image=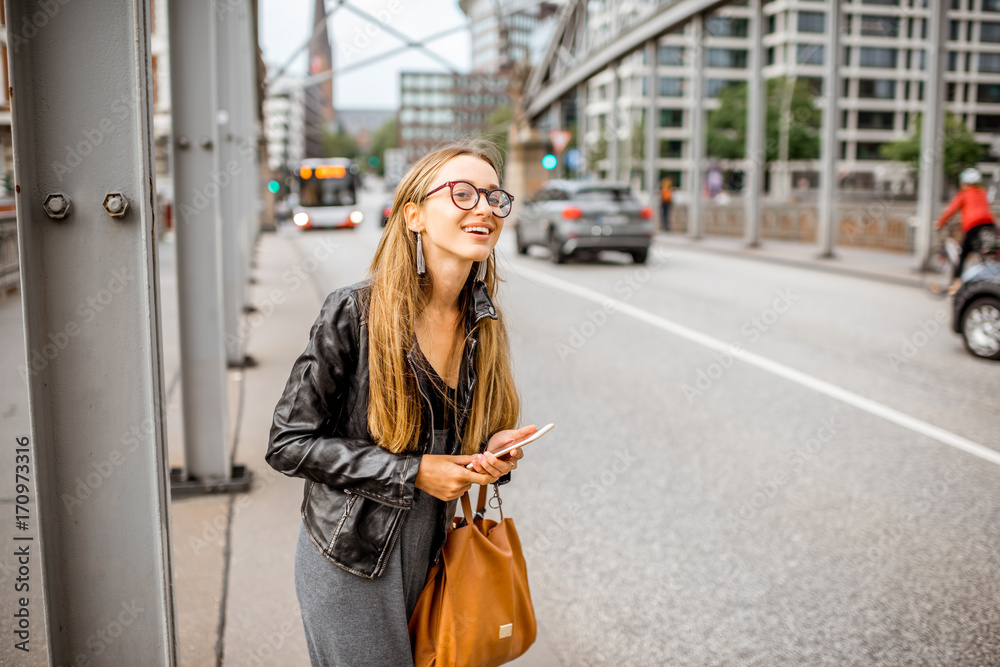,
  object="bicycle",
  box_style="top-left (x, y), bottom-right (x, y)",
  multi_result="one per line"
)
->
top-left (924, 223), bottom-right (999, 297)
